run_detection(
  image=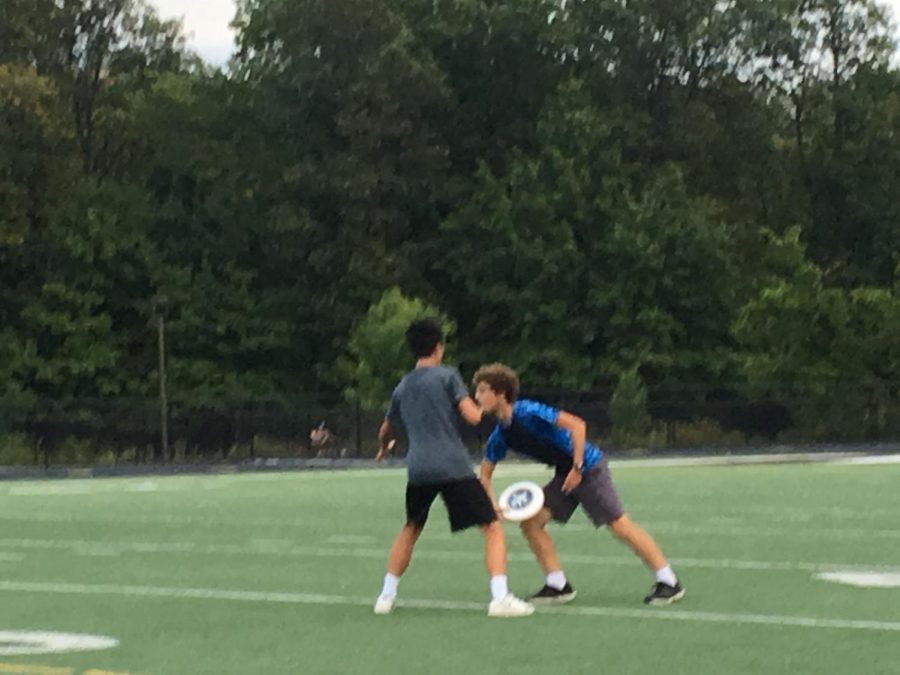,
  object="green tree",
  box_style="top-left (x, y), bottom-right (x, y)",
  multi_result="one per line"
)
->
top-left (745, 0), bottom-right (898, 286)
top-left (0, 64), bottom-right (76, 247)
top-left (7, 178), bottom-right (161, 400)
top-left (441, 81), bottom-right (751, 387)
top-left (609, 367), bottom-right (651, 446)
top-left (343, 288), bottom-right (455, 409)
top-left (734, 229), bottom-right (900, 439)
top-left (233, 0), bottom-right (454, 389)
